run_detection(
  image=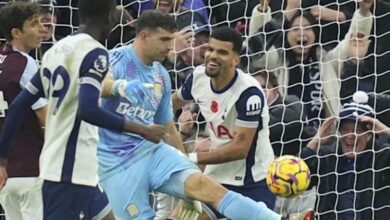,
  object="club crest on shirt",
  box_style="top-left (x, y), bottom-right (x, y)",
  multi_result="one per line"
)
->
top-left (94, 55), bottom-right (108, 73)
top-left (246, 95), bottom-right (261, 116)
